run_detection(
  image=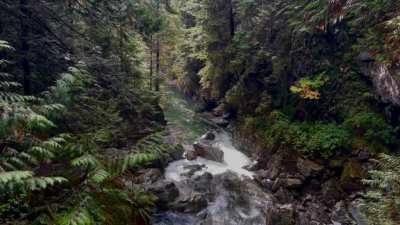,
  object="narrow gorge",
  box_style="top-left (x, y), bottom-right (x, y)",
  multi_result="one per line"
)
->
top-left (0, 1), bottom-right (399, 225)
